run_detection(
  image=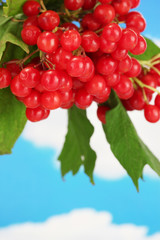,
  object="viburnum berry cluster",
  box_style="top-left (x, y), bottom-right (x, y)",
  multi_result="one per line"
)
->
top-left (0, 0), bottom-right (160, 123)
